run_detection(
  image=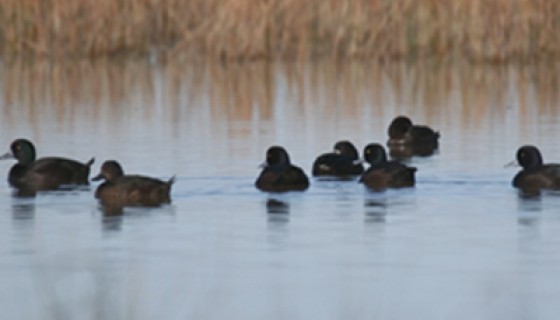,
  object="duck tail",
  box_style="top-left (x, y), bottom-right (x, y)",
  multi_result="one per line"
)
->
top-left (86, 157), bottom-right (95, 167)
top-left (167, 175), bottom-right (176, 186)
